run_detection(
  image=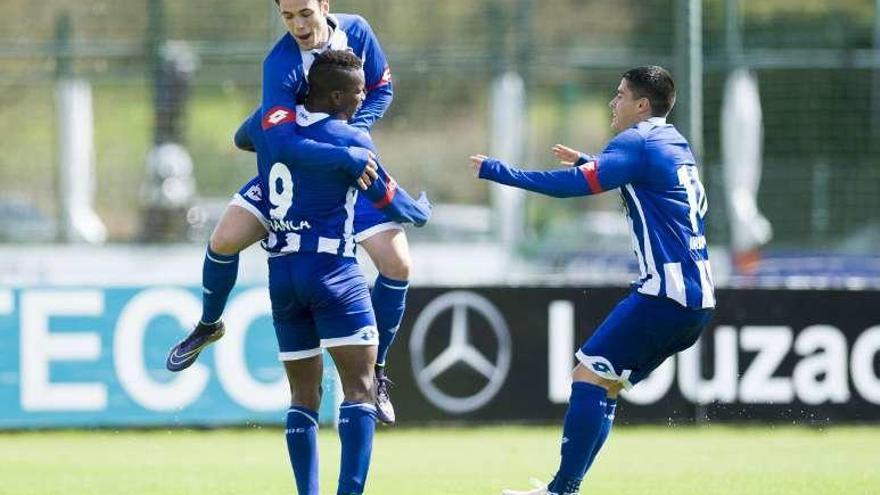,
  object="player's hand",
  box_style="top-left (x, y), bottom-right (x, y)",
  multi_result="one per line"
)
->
top-left (469, 154), bottom-right (488, 177)
top-left (356, 153), bottom-right (379, 190)
top-left (552, 144), bottom-right (582, 167)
